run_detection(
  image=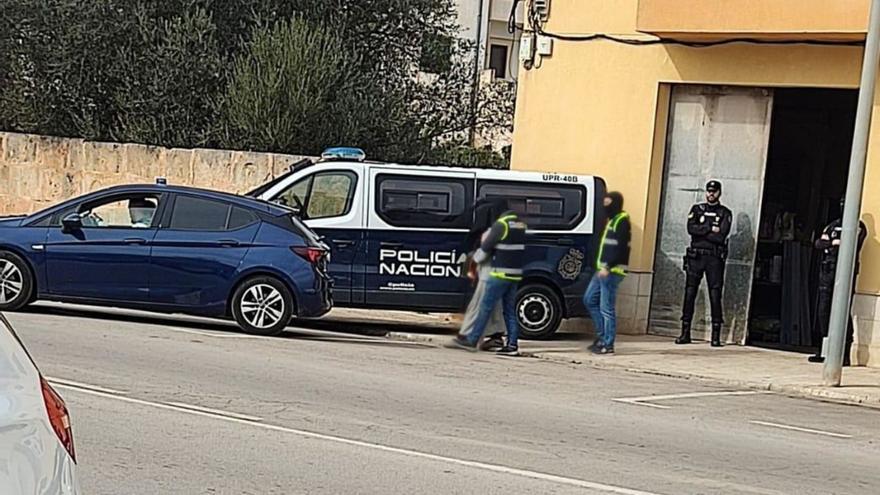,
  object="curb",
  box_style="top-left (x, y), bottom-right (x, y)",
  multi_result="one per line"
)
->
top-left (384, 331), bottom-right (880, 409)
top-left (386, 332), bottom-right (443, 344)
